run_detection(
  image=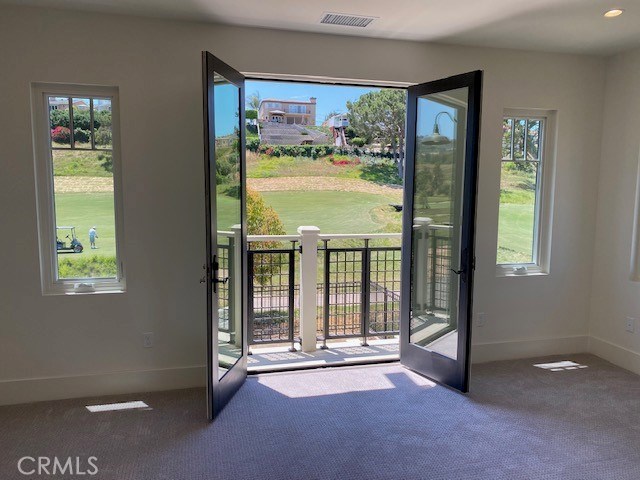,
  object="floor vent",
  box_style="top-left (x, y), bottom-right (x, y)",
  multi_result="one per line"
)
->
top-left (320, 13), bottom-right (376, 28)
